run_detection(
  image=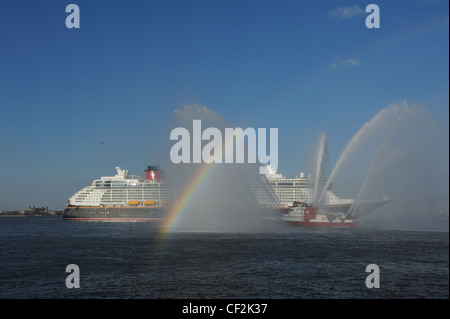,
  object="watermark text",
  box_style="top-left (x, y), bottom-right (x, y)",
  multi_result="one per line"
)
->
top-left (170, 120), bottom-right (278, 174)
